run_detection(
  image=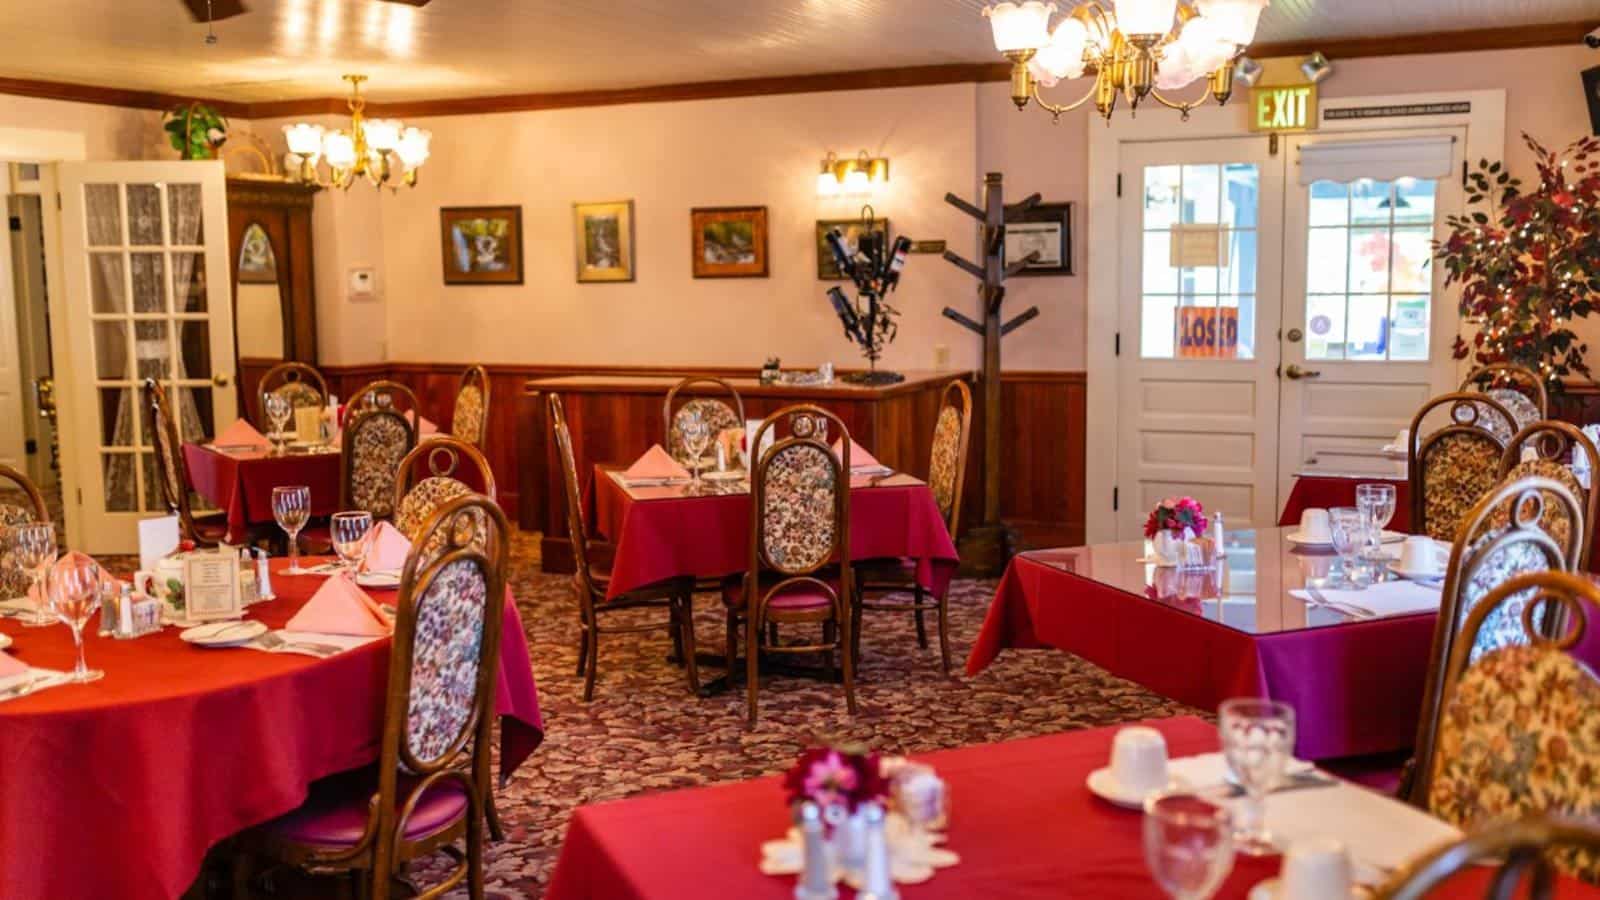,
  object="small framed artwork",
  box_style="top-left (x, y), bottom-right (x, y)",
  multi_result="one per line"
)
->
top-left (691, 206), bottom-right (769, 278)
top-left (816, 218), bottom-right (890, 281)
top-left (237, 223), bottom-right (278, 284)
top-left (440, 205), bottom-right (524, 285)
top-left (1004, 201), bottom-right (1073, 276)
top-left (573, 200), bottom-right (636, 283)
